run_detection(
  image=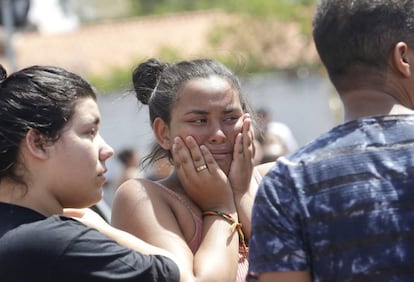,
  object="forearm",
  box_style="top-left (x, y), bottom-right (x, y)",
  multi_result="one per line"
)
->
top-left (104, 225), bottom-right (173, 256)
top-left (65, 208), bottom-right (173, 257)
top-left (233, 191), bottom-right (255, 240)
top-left (192, 210), bottom-right (240, 282)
